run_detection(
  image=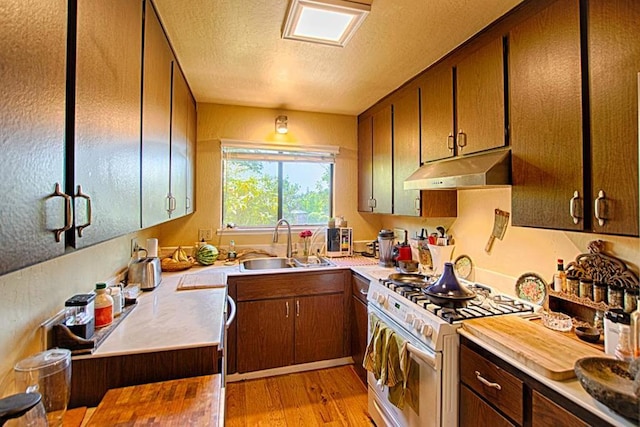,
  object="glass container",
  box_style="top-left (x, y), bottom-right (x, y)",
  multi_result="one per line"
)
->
top-left (567, 276), bottom-right (580, 296)
top-left (593, 282), bottom-right (607, 304)
top-left (608, 284), bottom-right (624, 308)
top-left (579, 278), bottom-right (593, 300)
